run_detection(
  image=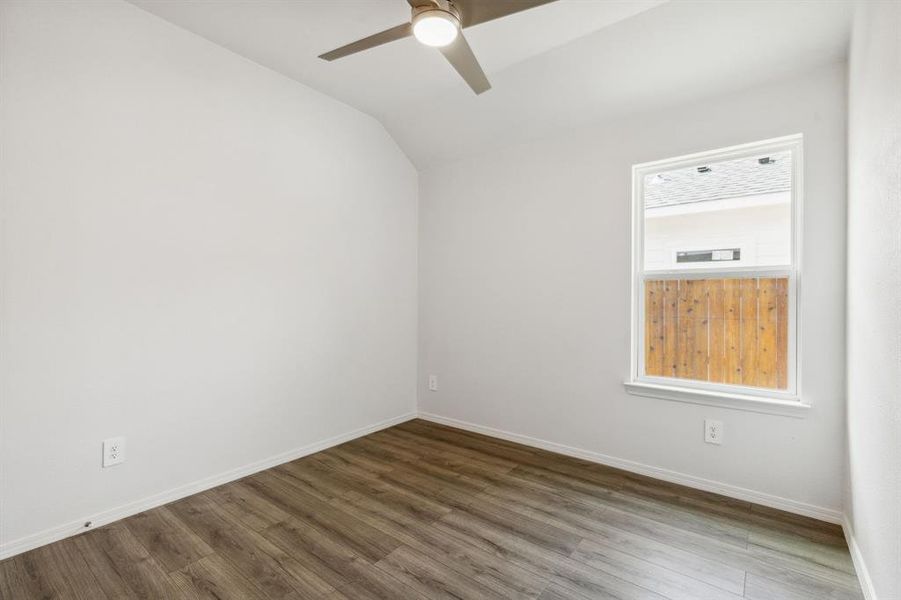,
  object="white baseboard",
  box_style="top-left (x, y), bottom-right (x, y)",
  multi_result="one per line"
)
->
top-left (842, 517), bottom-right (878, 600)
top-left (418, 411), bottom-right (843, 525)
top-left (0, 411), bottom-right (417, 561)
